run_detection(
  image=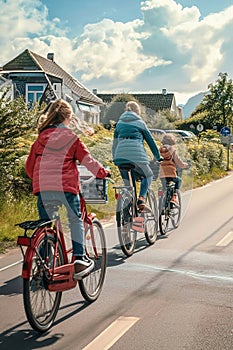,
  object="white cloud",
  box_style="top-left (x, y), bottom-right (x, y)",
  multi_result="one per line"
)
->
top-left (138, 0), bottom-right (233, 93)
top-left (1, 0), bottom-right (233, 103)
top-left (0, 0), bottom-right (67, 65)
top-left (73, 18), bottom-right (171, 83)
